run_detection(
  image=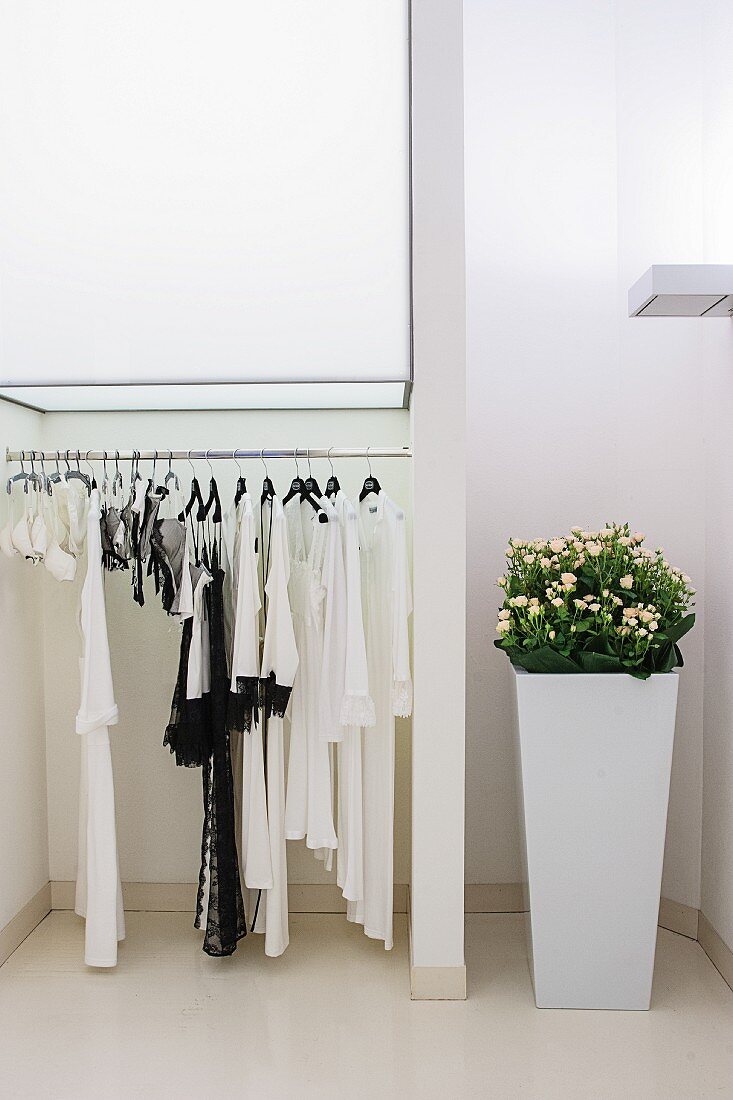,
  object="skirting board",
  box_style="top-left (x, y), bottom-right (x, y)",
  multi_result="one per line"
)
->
top-left (698, 912), bottom-right (733, 993)
top-left (410, 963), bottom-right (467, 1000)
top-left (50, 881), bottom-right (409, 915)
top-left (408, 886), bottom-right (467, 1000)
top-left (465, 884), bottom-right (699, 940)
top-left (658, 896), bottom-right (699, 940)
top-left (0, 883), bottom-right (51, 968)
